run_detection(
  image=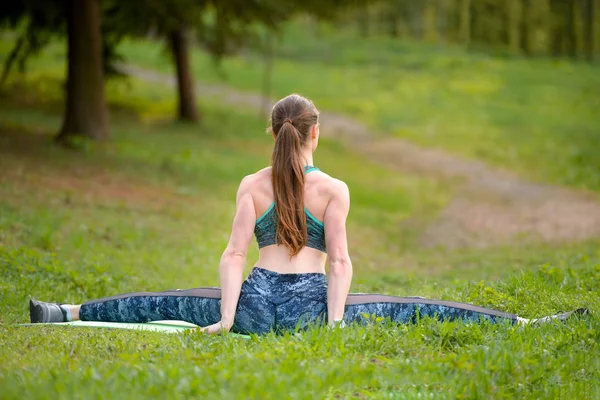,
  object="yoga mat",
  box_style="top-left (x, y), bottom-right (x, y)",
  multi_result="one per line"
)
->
top-left (20, 320), bottom-right (250, 338)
